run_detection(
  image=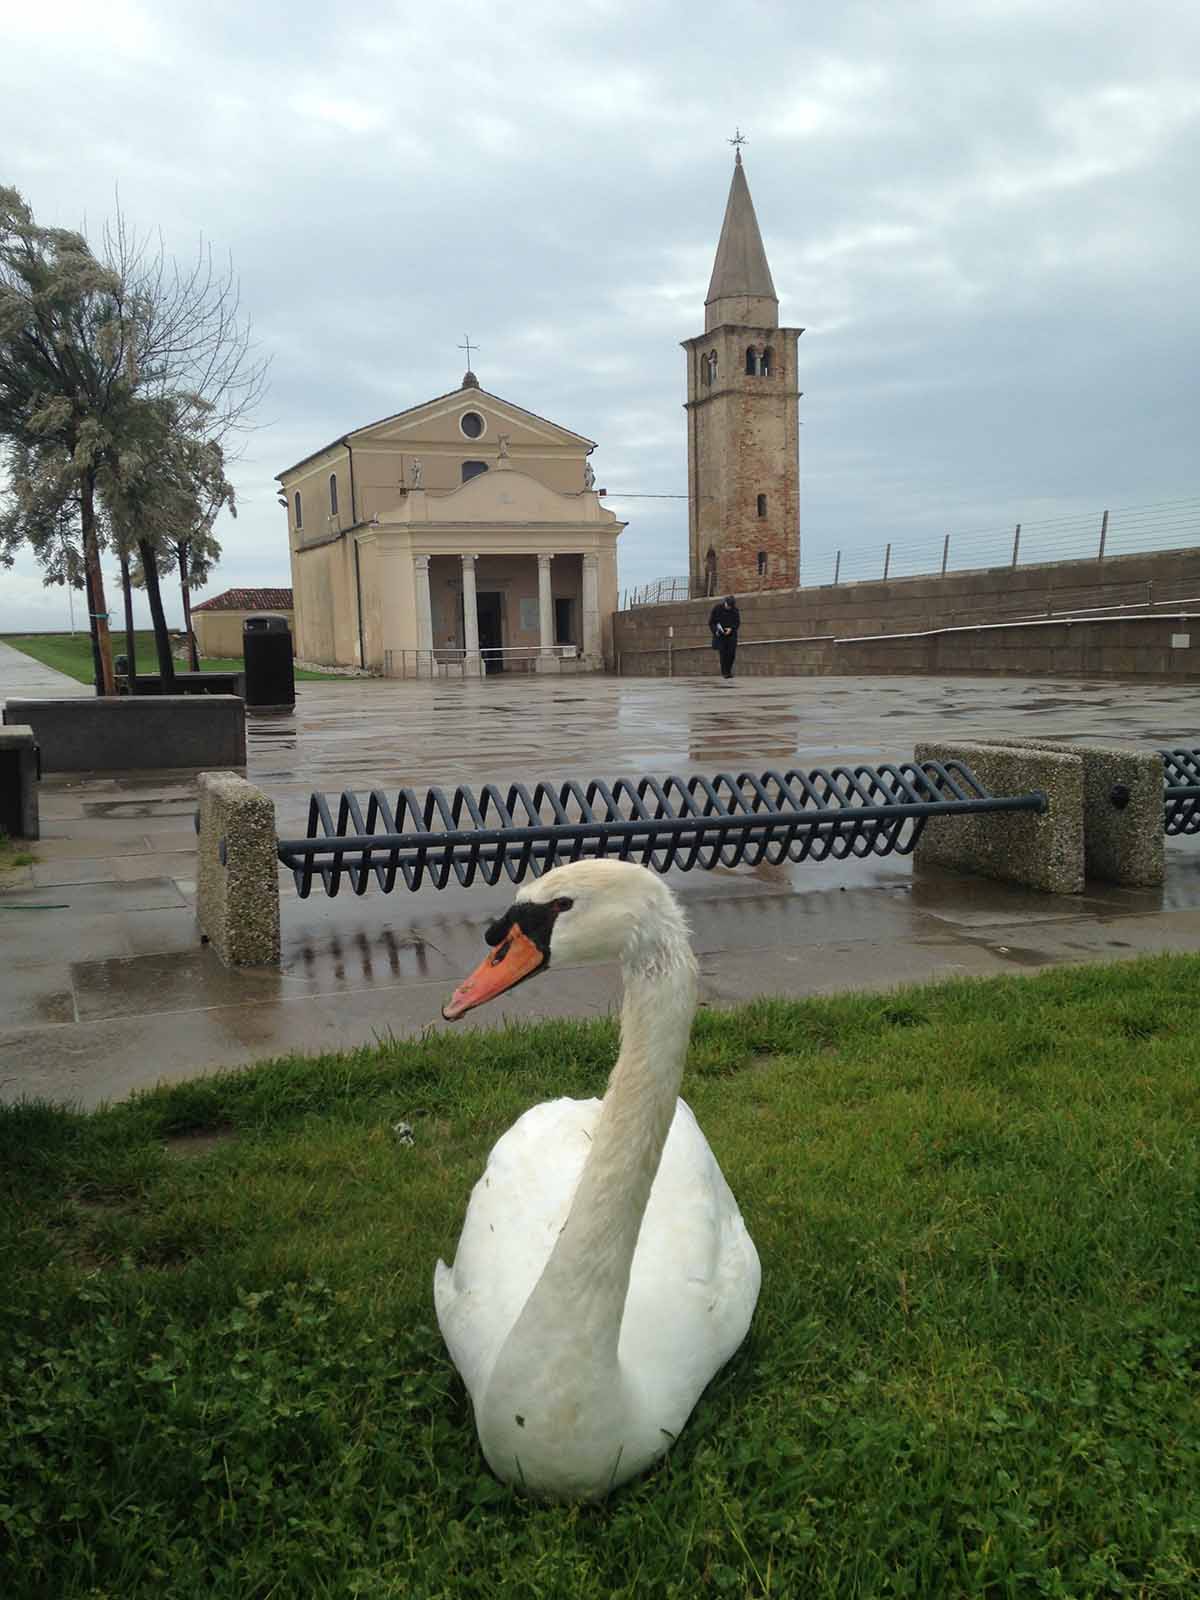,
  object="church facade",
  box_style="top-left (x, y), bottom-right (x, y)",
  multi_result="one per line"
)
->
top-left (278, 376), bottom-right (624, 675)
top-left (682, 153), bottom-right (802, 596)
